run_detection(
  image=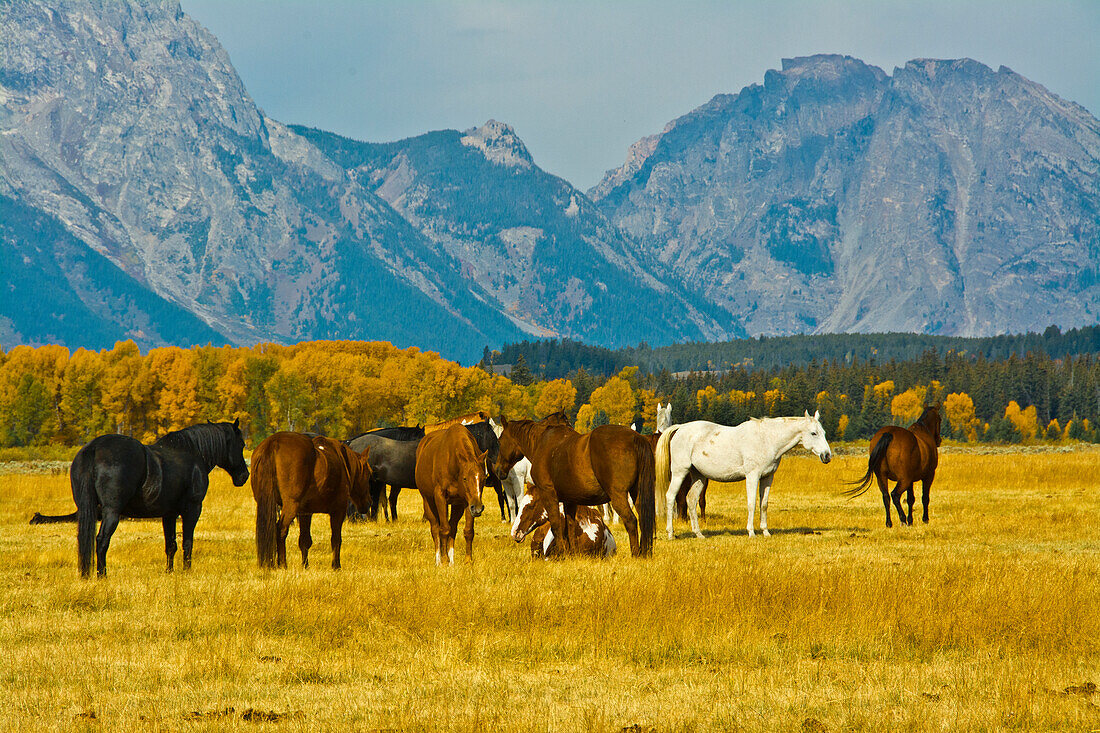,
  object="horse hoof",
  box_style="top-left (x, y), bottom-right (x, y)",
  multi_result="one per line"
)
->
top-left (694, 532), bottom-right (705, 539)
top-left (666, 532), bottom-right (675, 541)
top-left (762, 530), bottom-right (770, 537)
